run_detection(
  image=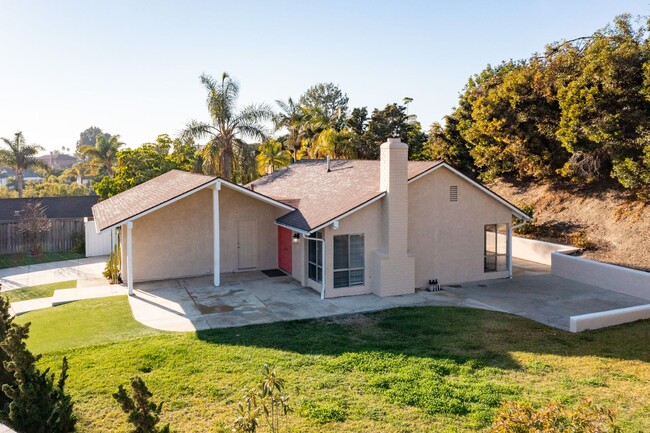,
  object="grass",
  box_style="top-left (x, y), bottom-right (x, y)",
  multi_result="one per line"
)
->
top-left (0, 251), bottom-right (85, 270)
top-left (3, 279), bottom-right (77, 303)
top-left (16, 298), bottom-right (650, 433)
